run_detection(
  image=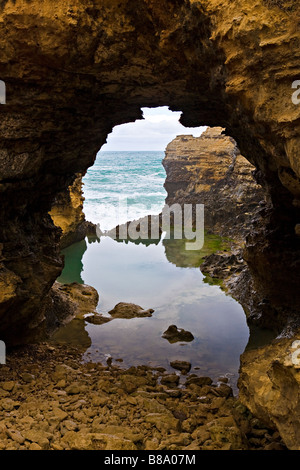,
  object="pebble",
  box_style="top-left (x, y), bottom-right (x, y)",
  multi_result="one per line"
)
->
top-left (0, 342), bottom-right (287, 451)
